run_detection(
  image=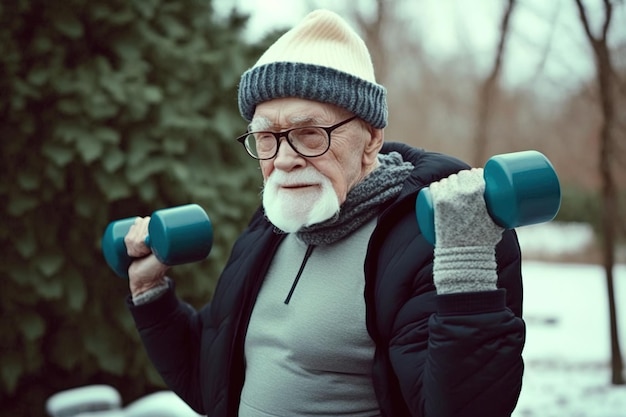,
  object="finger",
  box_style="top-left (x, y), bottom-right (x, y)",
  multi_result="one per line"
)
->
top-left (124, 217), bottom-right (152, 257)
